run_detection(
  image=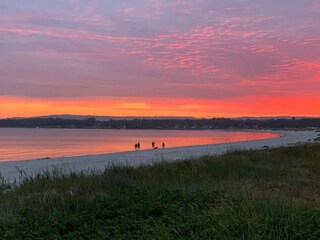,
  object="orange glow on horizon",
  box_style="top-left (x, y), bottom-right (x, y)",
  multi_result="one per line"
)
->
top-left (1, 96), bottom-right (320, 119)
top-left (1, 1), bottom-right (320, 120)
